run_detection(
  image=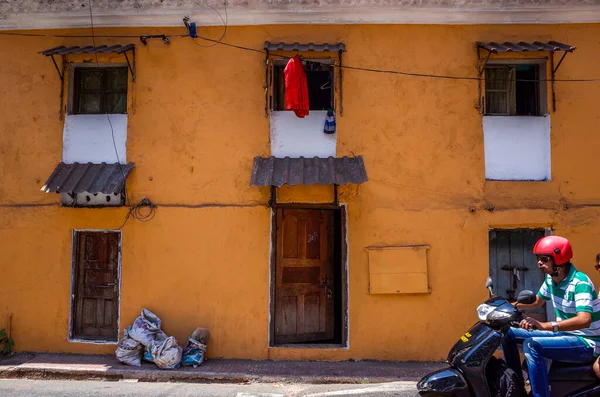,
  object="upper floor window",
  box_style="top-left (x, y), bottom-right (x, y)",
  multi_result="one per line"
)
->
top-left (264, 42), bottom-right (345, 158)
top-left (38, 46), bottom-right (136, 207)
top-left (271, 59), bottom-right (334, 111)
top-left (476, 41), bottom-right (574, 181)
top-left (482, 61), bottom-right (550, 181)
top-left (73, 67), bottom-right (128, 114)
top-left (484, 62), bottom-right (547, 116)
